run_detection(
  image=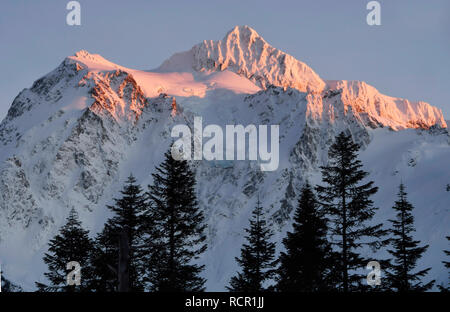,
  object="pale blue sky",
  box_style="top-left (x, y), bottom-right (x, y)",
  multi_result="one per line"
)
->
top-left (1, 0), bottom-right (449, 119)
